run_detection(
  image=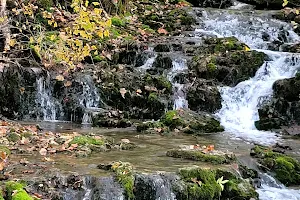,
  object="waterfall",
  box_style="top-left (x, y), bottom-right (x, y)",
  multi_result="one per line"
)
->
top-left (168, 58), bottom-right (189, 110)
top-left (36, 73), bottom-right (62, 121)
top-left (78, 75), bottom-right (101, 124)
top-left (195, 8), bottom-right (300, 199)
top-left (257, 173), bottom-right (300, 200)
